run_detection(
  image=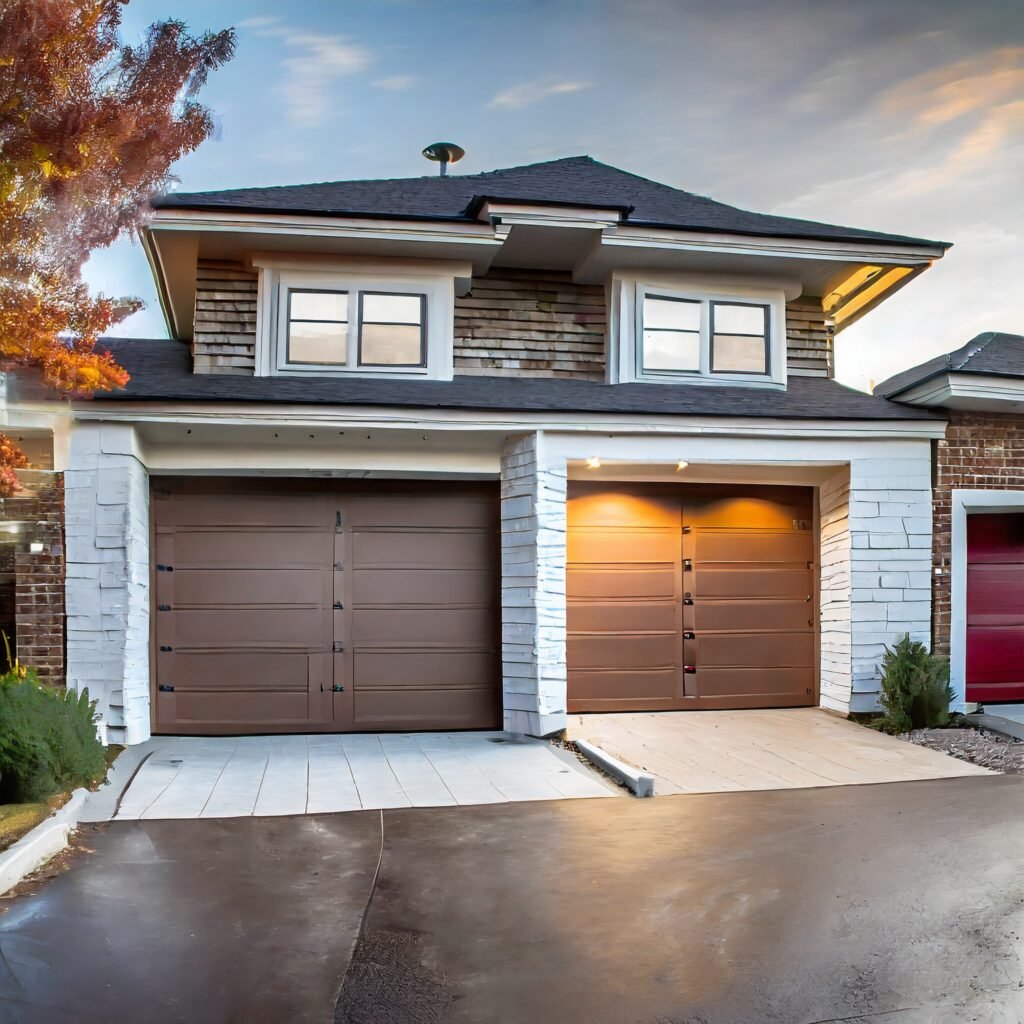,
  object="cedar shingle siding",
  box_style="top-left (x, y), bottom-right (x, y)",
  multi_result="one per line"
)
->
top-left (454, 270), bottom-right (606, 380)
top-left (193, 259), bottom-right (258, 375)
top-left (189, 261), bottom-right (833, 381)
